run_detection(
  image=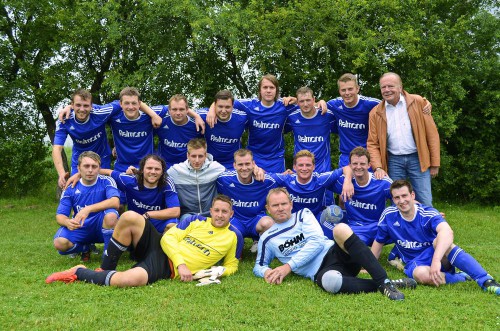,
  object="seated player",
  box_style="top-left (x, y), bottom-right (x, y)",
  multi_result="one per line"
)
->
top-left (254, 188), bottom-right (417, 301)
top-left (371, 180), bottom-right (500, 295)
top-left (46, 195), bottom-right (243, 287)
top-left (217, 149), bottom-right (276, 252)
top-left (53, 151), bottom-right (119, 261)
